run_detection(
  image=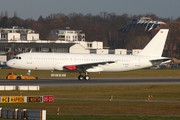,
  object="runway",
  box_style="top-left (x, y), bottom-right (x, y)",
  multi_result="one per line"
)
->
top-left (0, 77), bottom-right (180, 86)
